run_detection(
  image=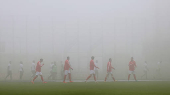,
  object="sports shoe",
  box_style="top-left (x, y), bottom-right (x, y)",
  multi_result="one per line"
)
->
top-left (104, 81), bottom-right (106, 82)
top-left (70, 81), bottom-right (73, 83)
top-left (43, 81), bottom-right (47, 83)
top-left (63, 81), bottom-right (67, 83)
top-left (31, 81), bottom-right (34, 84)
